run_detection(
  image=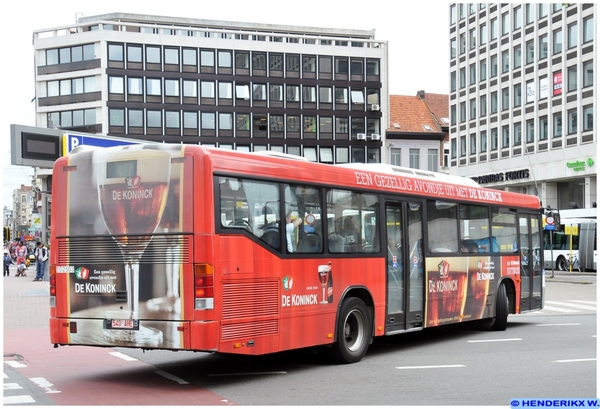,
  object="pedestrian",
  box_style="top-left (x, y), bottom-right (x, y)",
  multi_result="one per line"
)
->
top-left (3, 250), bottom-right (11, 277)
top-left (33, 241), bottom-right (48, 282)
